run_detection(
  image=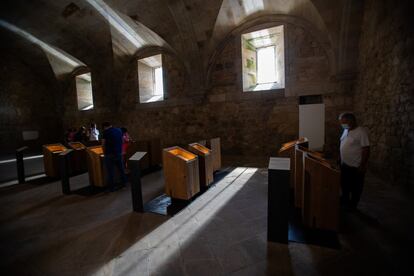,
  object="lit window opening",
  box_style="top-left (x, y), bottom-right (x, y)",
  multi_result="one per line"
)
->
top-left (138, 54), bottom-right (165, 103)
top-left (257, 46), bottom-right (277, 84)
top-left (154, 67), bottom-right (164, 96)
top-left (75, 72), bottom-right (94, 111)
top-left (241, 25), bottom-right (285, 92)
